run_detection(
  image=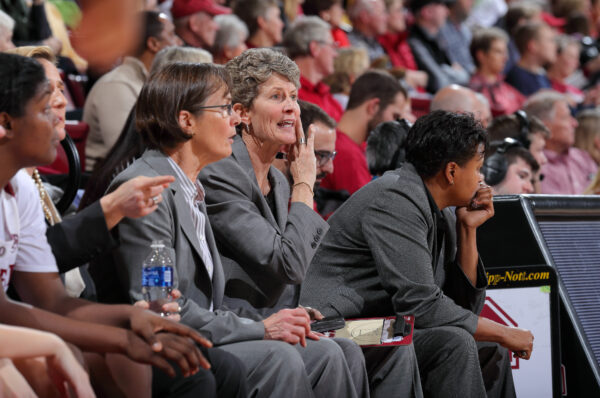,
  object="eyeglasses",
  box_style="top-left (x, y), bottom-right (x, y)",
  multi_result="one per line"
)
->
top-left (198, 103), bottom-right (233, 118)
top-left (314, 150), bottom-right (337, 166)
top-left (315, 40), bottom-right (338, 50)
